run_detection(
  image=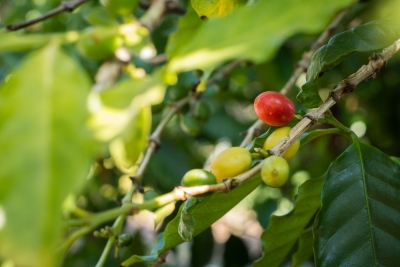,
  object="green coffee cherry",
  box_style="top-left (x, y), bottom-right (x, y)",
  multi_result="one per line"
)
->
top-left (261, 156), bottom-right (289, 187)
top-left (180, 114), bottom-right (201, 136)
top-left (181, 169), bottom-right (217, 187)
top-left (193, 101), bottom-right (211, 122)
top-left (168, 86), bottom-right (188, 101)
